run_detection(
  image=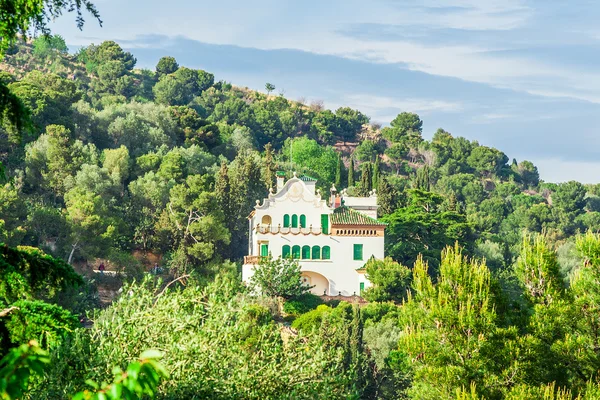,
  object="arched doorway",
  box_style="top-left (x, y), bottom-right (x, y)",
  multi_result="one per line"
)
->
top-left (301, 271), bottom-right (329, 295)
